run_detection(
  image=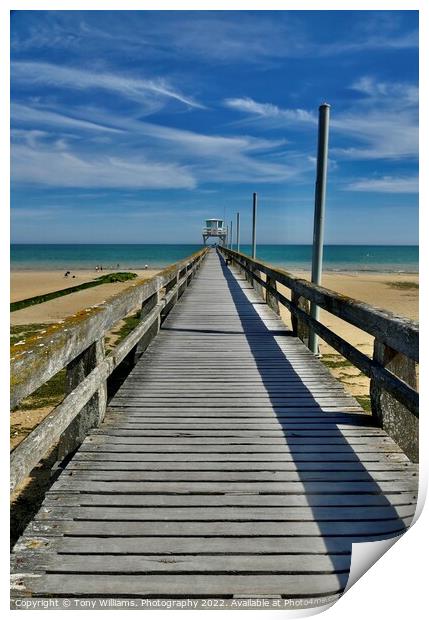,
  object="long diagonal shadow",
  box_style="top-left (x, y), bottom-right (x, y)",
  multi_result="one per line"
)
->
top-left (215, 251), bottom-right (414, 592)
